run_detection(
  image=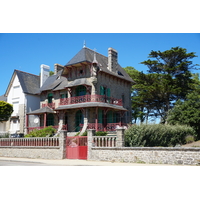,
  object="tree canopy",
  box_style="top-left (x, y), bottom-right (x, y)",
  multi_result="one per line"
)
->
top-left (167, 91), bottom-right (200, 139)
top-left (0, 101), bottom-right (13, 122)
top-left (125, 47), bottom-right (199, 123)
